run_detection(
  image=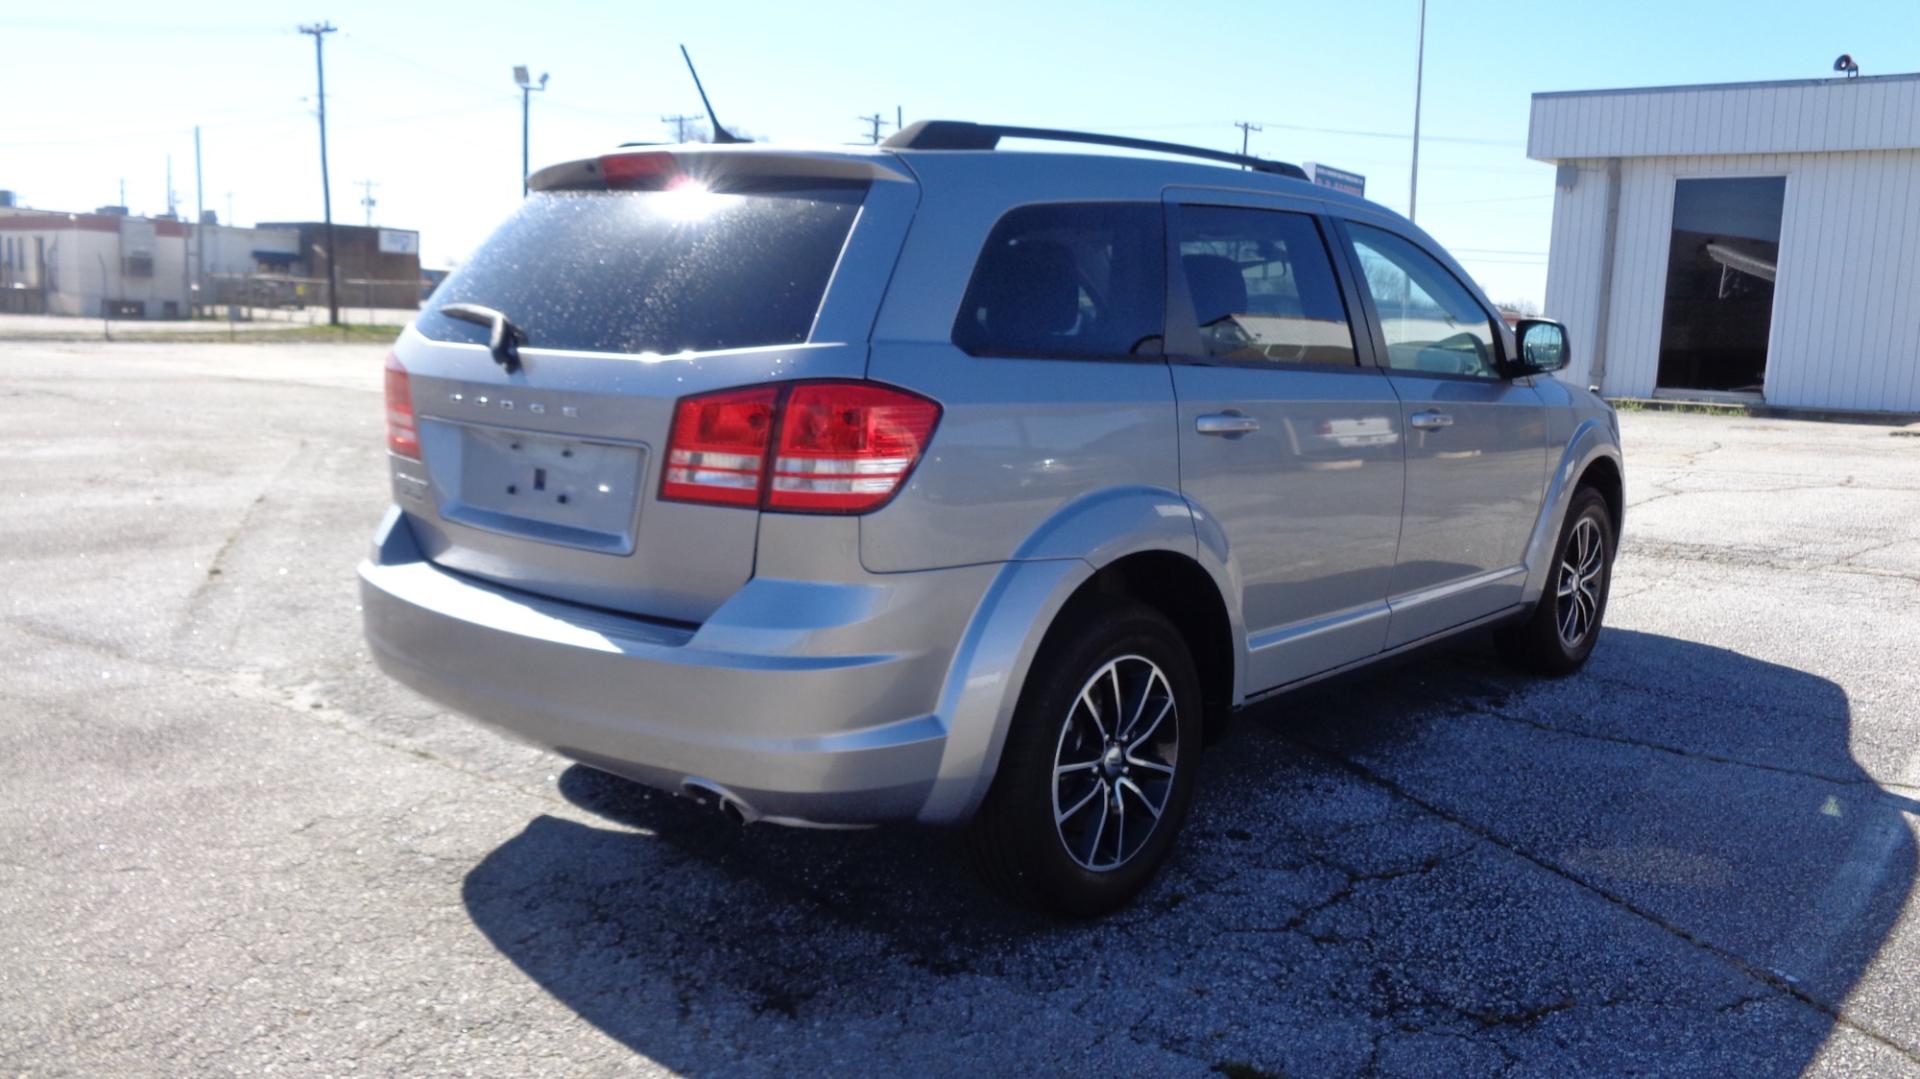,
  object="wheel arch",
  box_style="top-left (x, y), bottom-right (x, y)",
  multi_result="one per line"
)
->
top-left (1072, 552), bottom-right (1237, 745)
top-left (1575, 453), bottom-right (1624, 535)
top-left (1521, 420), bottom-right (1625, 606)
top-left (915, 487), bottom-right (1246, 824)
